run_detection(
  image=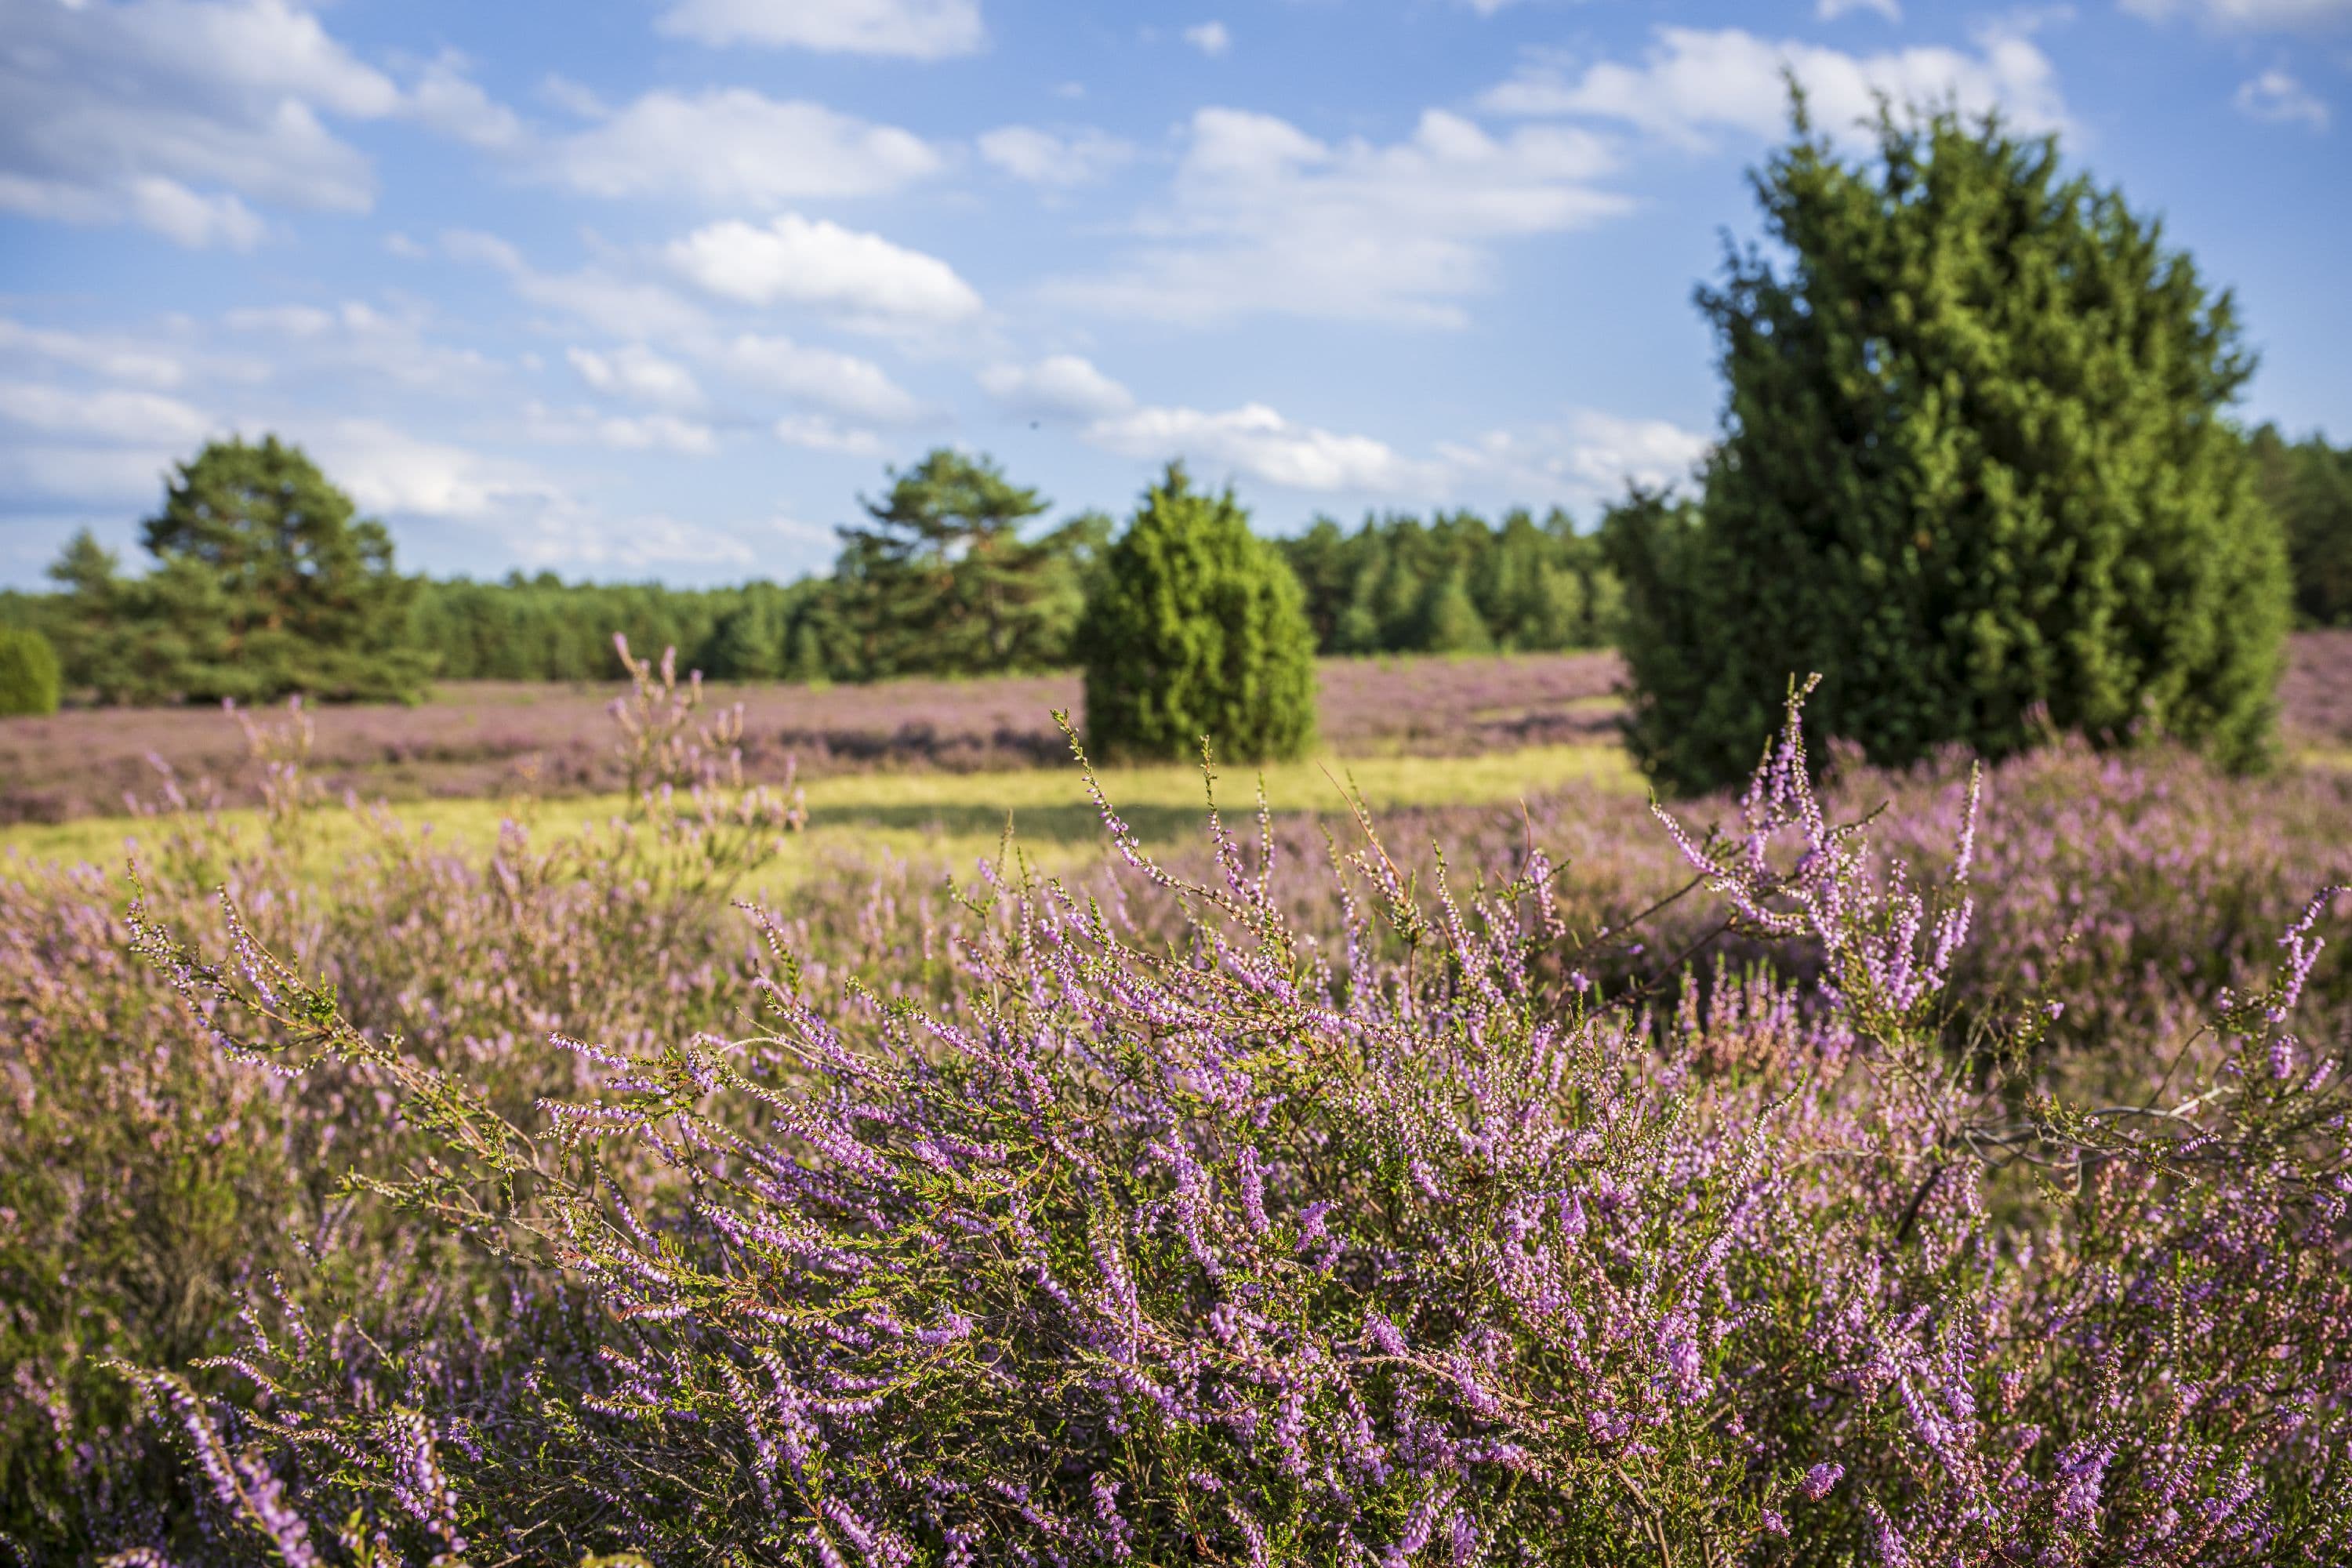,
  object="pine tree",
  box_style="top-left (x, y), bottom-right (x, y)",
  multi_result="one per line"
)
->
top-left (137, 436), bottom-right (433, 702)
top-left (1419, 568), bottom-right (1494, 655)
top-left (1610, 101), bottom-right (2288, 796)
top-left (833, 450), bottom-right (1083, 679)
top-left (2250, 424), bottom-right (2352, 628)
top-left (710, 604), bottom-right (785, 681)
top-left (1076, 464), bottom-right (1319, 764)
top-left (42, 530), bottom-right (140, 702)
